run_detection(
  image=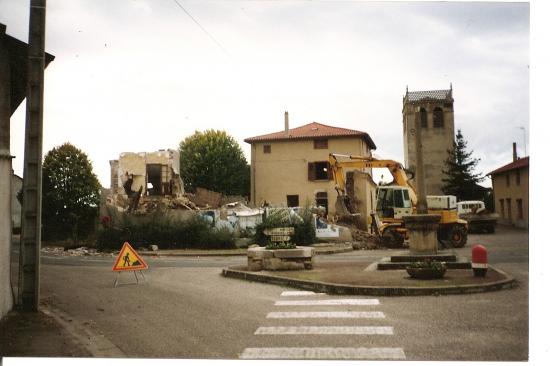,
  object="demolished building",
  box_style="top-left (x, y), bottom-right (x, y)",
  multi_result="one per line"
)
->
top-left (110, 149), bottom-right (184, 198)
